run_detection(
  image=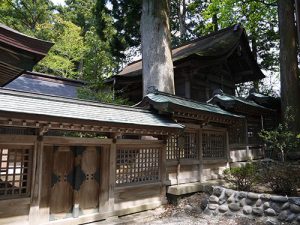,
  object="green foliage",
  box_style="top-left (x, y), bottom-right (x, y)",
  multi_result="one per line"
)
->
top-left (259, 108), bottom-right (300, 161)
top-left (35, 17), bottom-right (86, 78)
top-left (77, 86), bottom-right (130, 105)
top-left (223, 163), bottom-right (259, 191)
top-left (258, 162), bottom-right (300, 195)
